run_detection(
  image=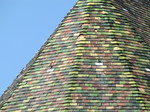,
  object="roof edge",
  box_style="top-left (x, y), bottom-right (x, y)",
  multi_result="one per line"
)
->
top-left (0, 1), bottom-right (78, 107)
